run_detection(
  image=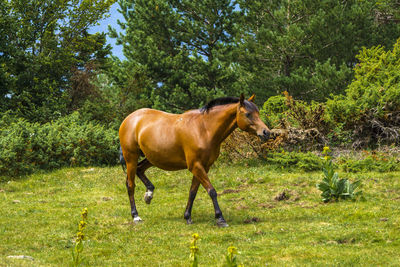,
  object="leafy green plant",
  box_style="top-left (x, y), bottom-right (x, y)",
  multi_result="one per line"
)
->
top-left (188, 234), bottom-right (243, 266)
top-left (72, 208), bottom-right (88, 267)
top-left (223, 246), bottom-right (243, 267)
top-left (317, 147), bottom-right (362, 202)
